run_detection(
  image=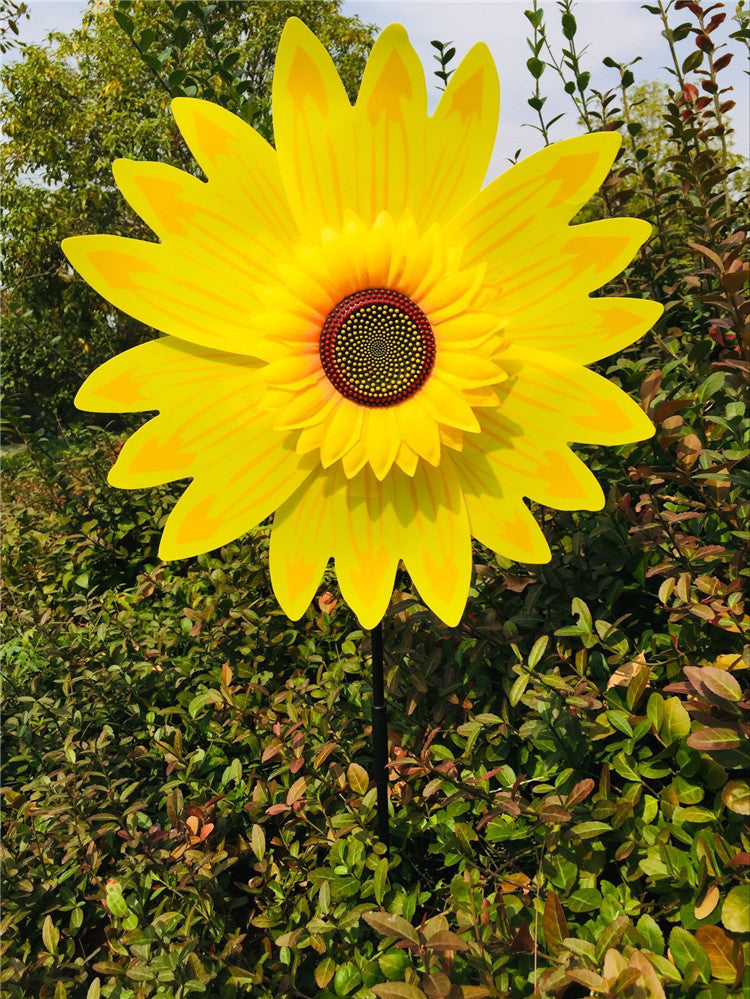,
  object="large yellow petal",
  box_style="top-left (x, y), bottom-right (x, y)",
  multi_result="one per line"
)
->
top-left (502, 297), bottom-right (663, 365)
top-left (420, 42), bottom-right (499, 225)
top-left (447, 131), bottom-right (623, 274)
top-left (394, 460), bottom-right (472, 626)
top-left (456, 456), bottom-right (552, 564)
top-left (495, 219), bottom-right (653, 309)
top-left (112, 157), bottom-right (290, 289)
top-left (274, 20), bottom-right (495, 236)
top-left (170, 97), bottom-right (296, 247)
top-left (158, 433), bottom-right (316, 560)
top-left (272, 17), bottom-right (354, 237)
top-left (495, 345), bottom-right (655, 448)
top-left (75, 336), bottom-right (263, 415)
top-left (349, 23), bottom-right (428, 226)
top-left (270, 470), bottom-right (335, 621)
top-left (62, 234), bottom-right (286, 361)
top-left (333, 469), bottom-right (401, 630)
top-left (465, 413), bottom-right (604, 513)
